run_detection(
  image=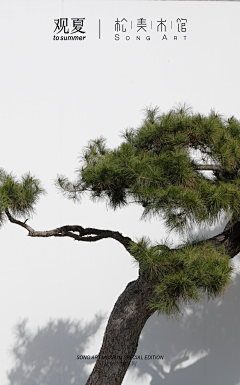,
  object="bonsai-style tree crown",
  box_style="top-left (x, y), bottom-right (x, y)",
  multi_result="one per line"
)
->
top-left (55, 105), bottom-right (240, 316)
top-left (1, 105), bottom-right (239, 317)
